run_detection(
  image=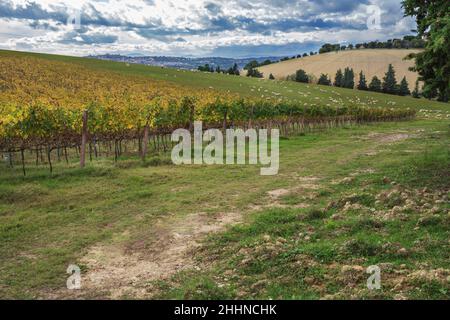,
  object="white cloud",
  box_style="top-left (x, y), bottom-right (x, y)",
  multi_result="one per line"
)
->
top-left (0, 0), bottom-right (417, 57)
